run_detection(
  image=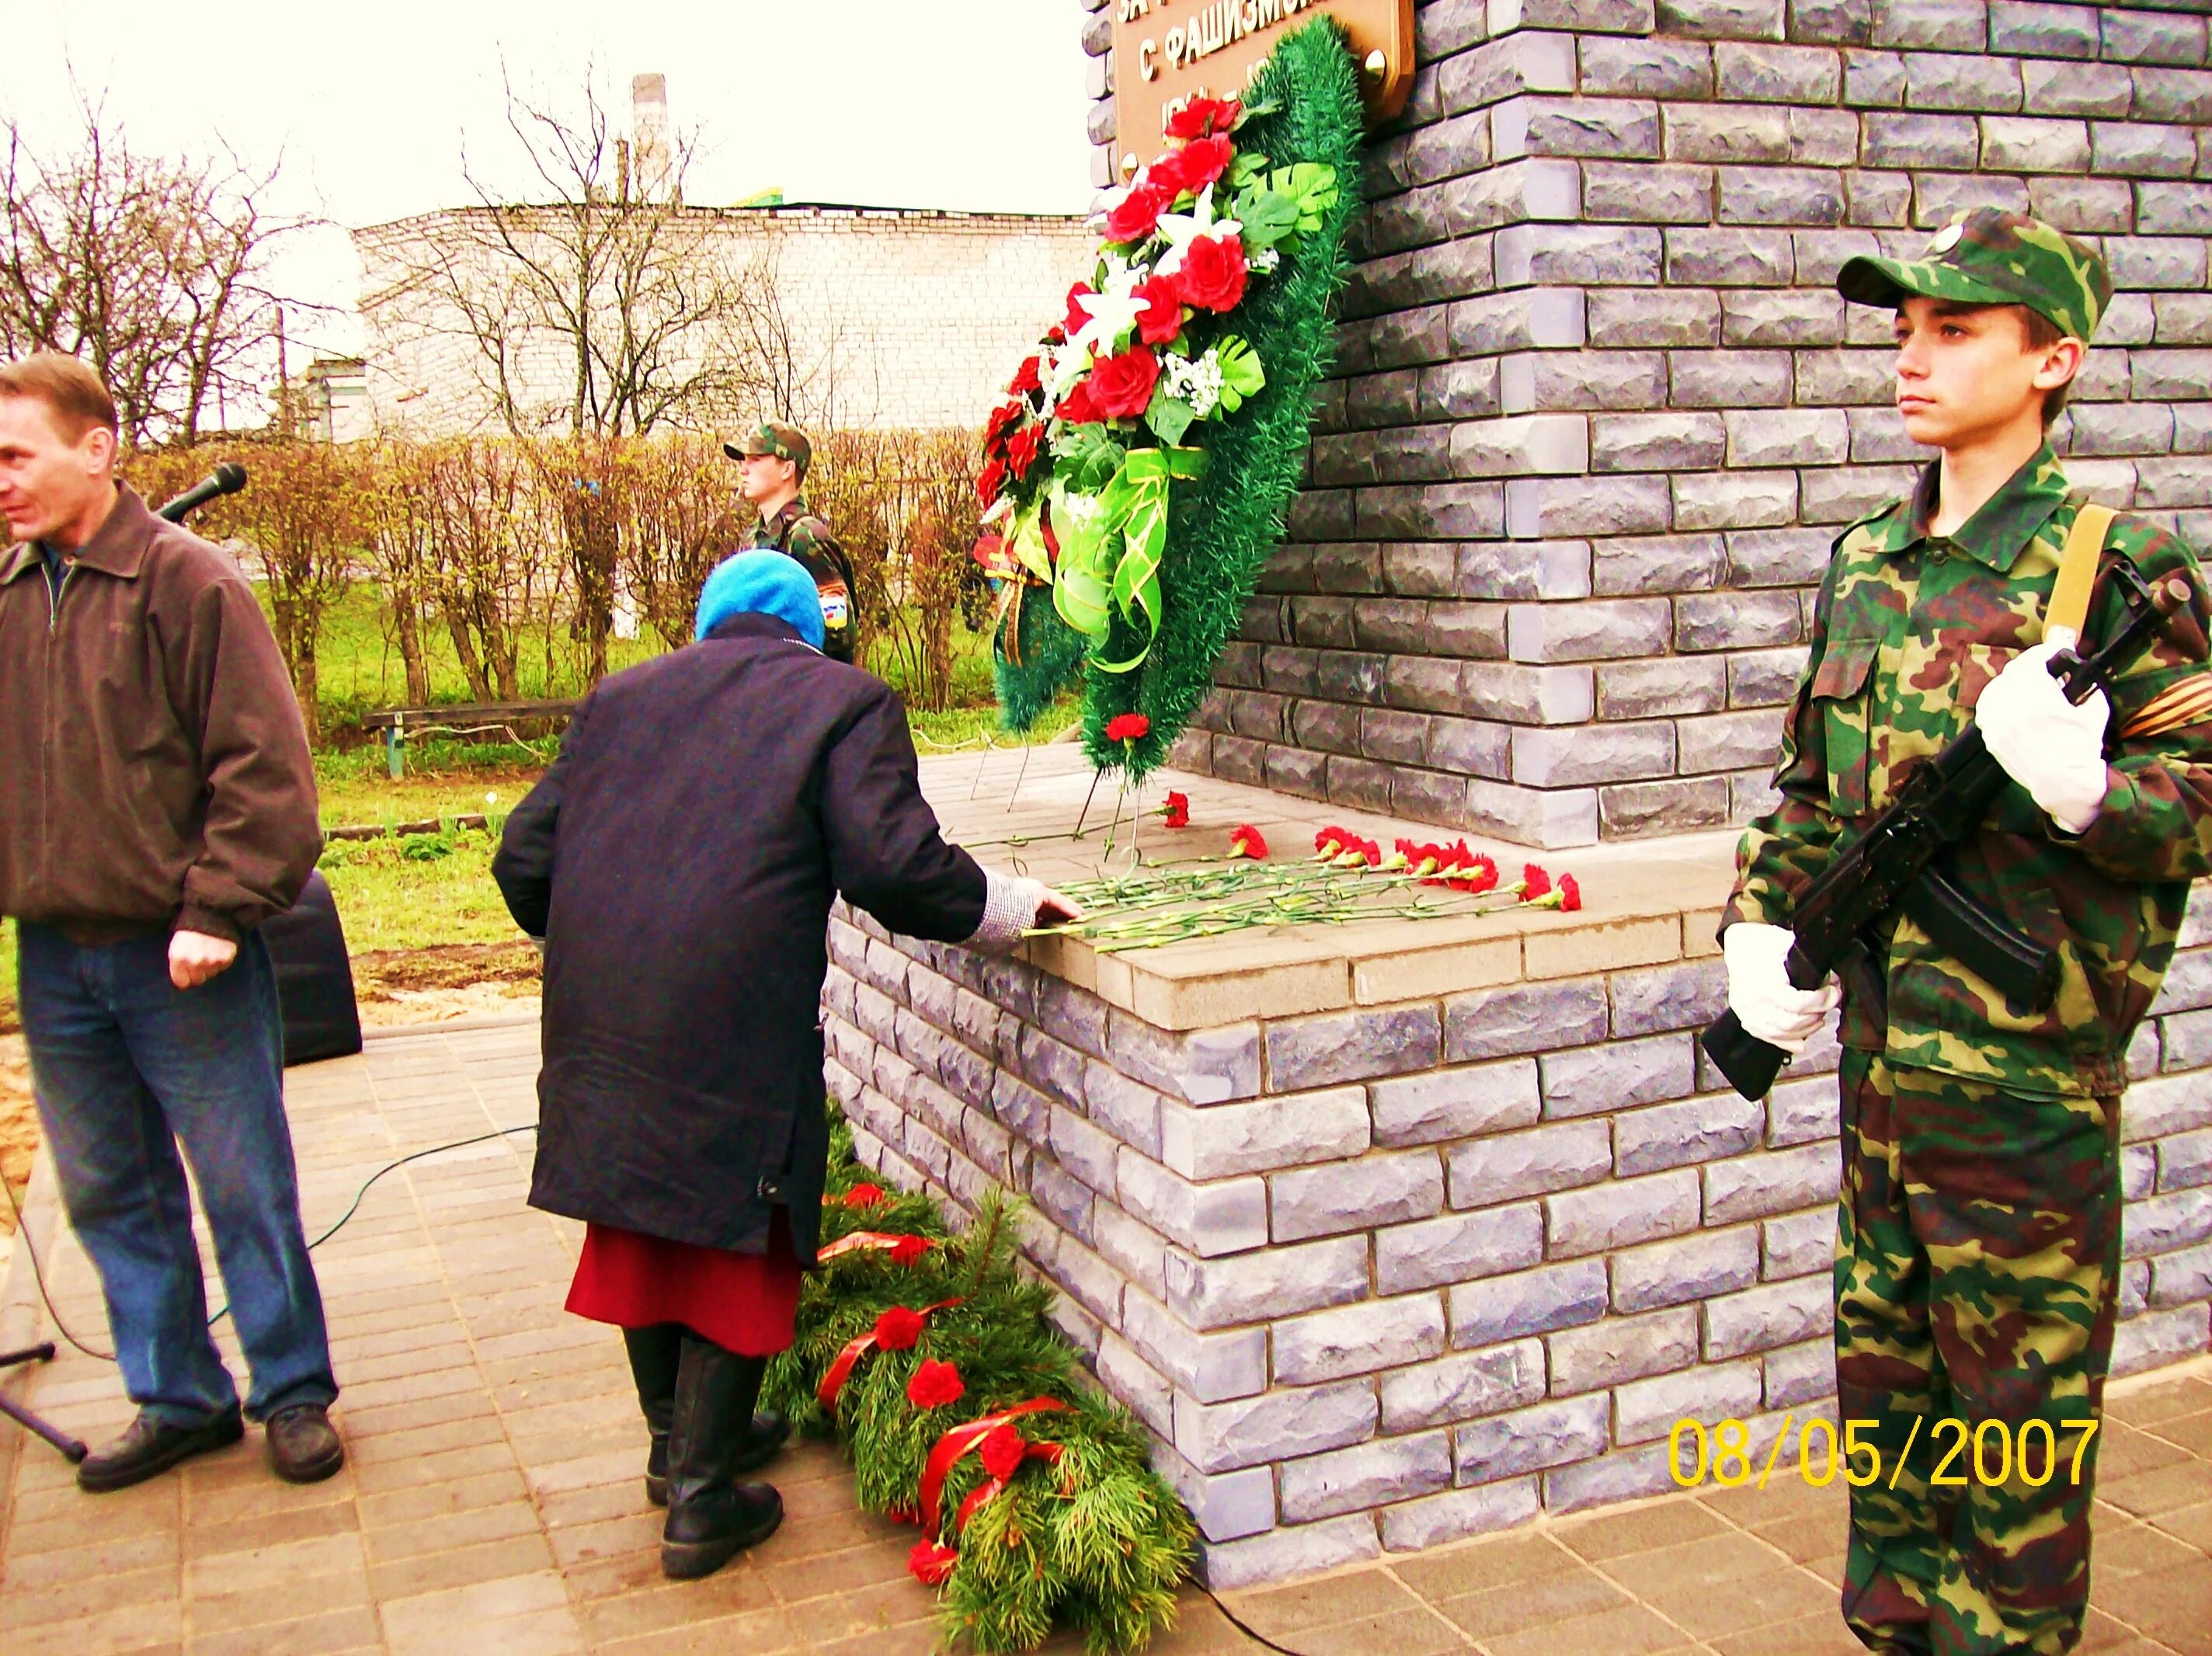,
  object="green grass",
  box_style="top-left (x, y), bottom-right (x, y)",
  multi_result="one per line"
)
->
top-left (315, 827), bottom-right (524, 954)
